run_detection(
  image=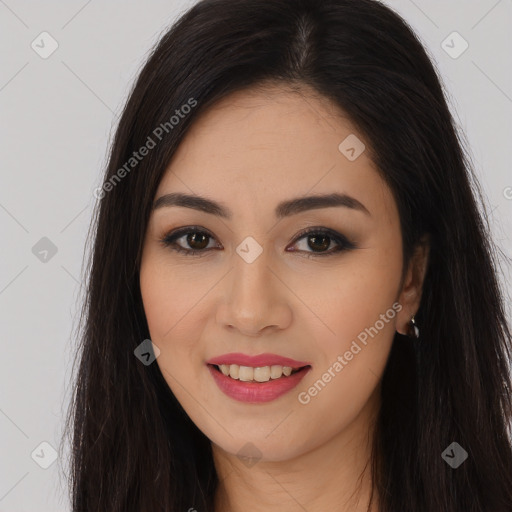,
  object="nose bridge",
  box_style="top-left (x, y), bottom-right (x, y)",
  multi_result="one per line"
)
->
top-left (217, 241), bottom-right (291, 335)
top-left (230, 242), bottom-right (274, 306)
